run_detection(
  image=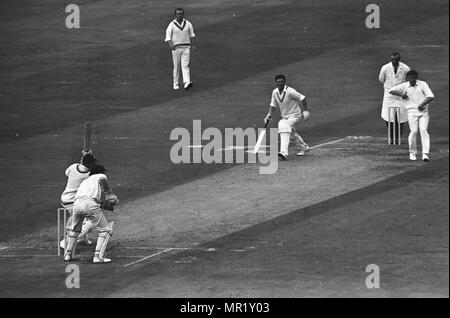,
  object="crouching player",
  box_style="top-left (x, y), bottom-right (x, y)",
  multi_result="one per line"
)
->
top-left (264, 74), bottom-right (310, 160)
top-left (64, 164), bottom-right (119, 263)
